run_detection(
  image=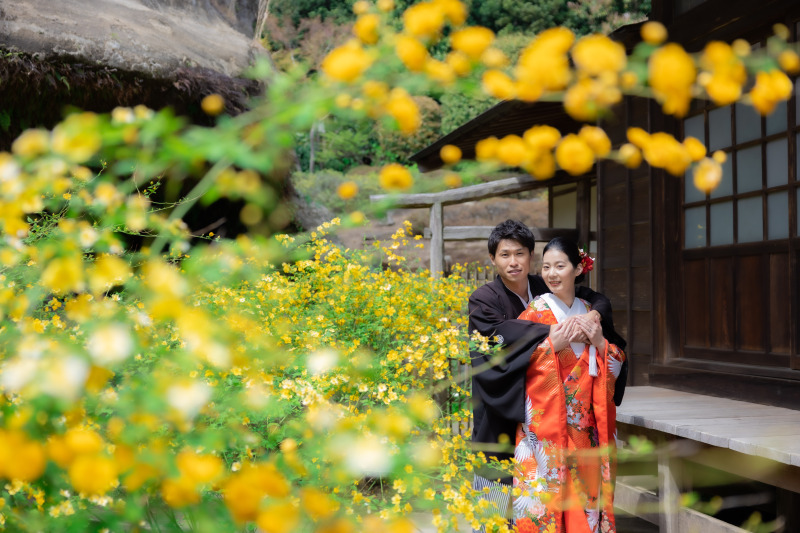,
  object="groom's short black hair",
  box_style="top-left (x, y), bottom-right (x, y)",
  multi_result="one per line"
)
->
top-left (488, 220), bottom-right (536, 256)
